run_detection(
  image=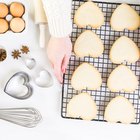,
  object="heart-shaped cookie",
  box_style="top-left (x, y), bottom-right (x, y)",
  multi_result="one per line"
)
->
top-left (35, 70), bottom-right (53, 88)
top-left (110, 36), bottom-right (140, 64)
top-left (110, 3), bottom-right (140, 31)
top-left (74, 2), bottom-right (104, 28)
top-left (4, 72), bottom-right (33, 100)
top-left (71, 63), bottom-right (102, 90)
top-left (104, 96), bottom-right (136, 124)
top-left (67, 92), bottom-right (97, 121)
top-left (107, 65), bottom-right (138, 92)
top-left (74, 30), bottom-right (104, 58)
